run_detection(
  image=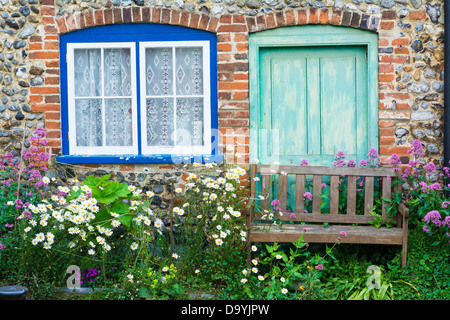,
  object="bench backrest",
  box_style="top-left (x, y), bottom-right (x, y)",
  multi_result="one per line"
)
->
top-left (250, 164), bottom-right (400, 225)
